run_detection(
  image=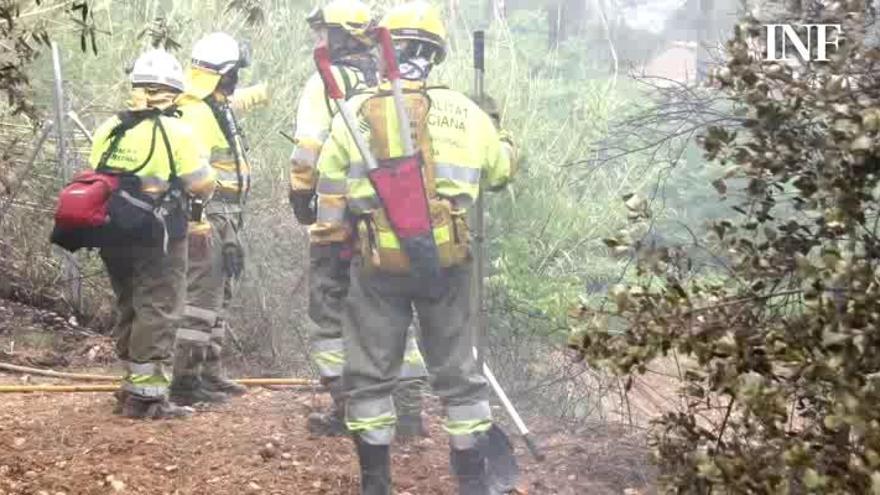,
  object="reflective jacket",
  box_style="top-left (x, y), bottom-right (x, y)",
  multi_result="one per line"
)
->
top-left (289, 66), bottom-right (370, 204)
top-left (313, 81), bottom-right (516, 244)
top-left (176, 92), bottom-right (250, 203)
top-left (89, 114), bottom-right (215, 200)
